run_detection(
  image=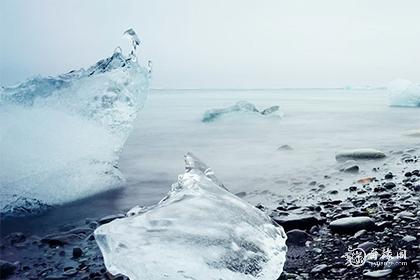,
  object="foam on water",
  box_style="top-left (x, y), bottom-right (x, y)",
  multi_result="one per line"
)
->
top-left (0, 50), bottom-right (150, 216)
